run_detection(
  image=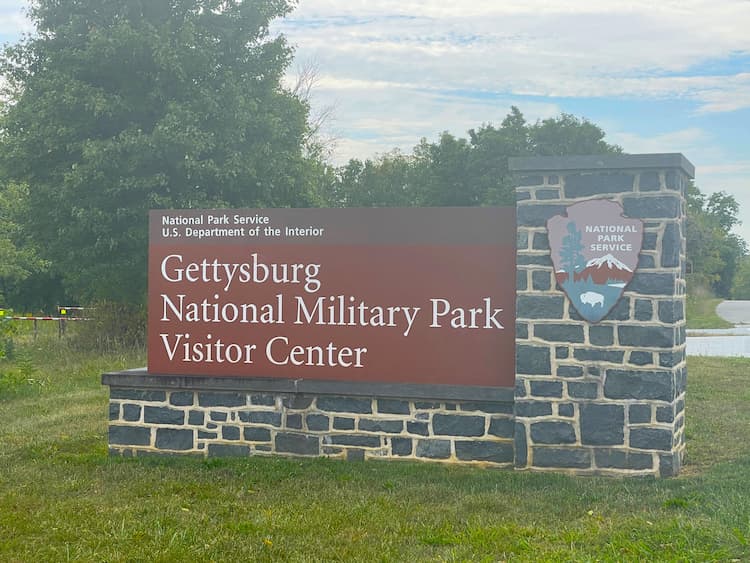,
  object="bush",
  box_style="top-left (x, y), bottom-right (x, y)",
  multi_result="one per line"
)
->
top-left (70, 301), bottom-right (146, 352)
